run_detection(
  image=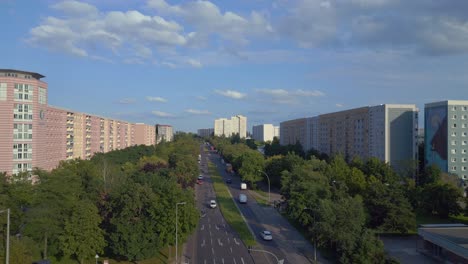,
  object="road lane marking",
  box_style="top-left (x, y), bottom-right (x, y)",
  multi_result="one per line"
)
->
top-left (225, 231), bottom-right (228, 235)
top-left (201, 224), bottom-right (204, 231)
top-left (234, 238), bottom-right (240, 245)
top-left (217, 238), bottom-right (223, 246)
top-left (201, 239), bottom-right (206, 247)
top-left (212, 247), bottom-right (215, 254)
top-left (233, 258), bottom-right (237, 264)
top-left (204, 260), bottom-right (207, 264)
top-left (222, 258), bottom-right (225, 264)
top-left (210, 231), bottom-right (212, 237)
top-left (227, 237), bottom-right (230, 244)
top-left (209, 224), bottom-right (211, 229)
top-left (215, 224), bottom-right (219, 230)
top-left (211, 238), bottom-right (213, 245)
top-left (213, 258), bottom-right (216, 264)
top-left (230, 247), bottom-right (233, 253)
top-left (241, 257), bottom-right (245, 264)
